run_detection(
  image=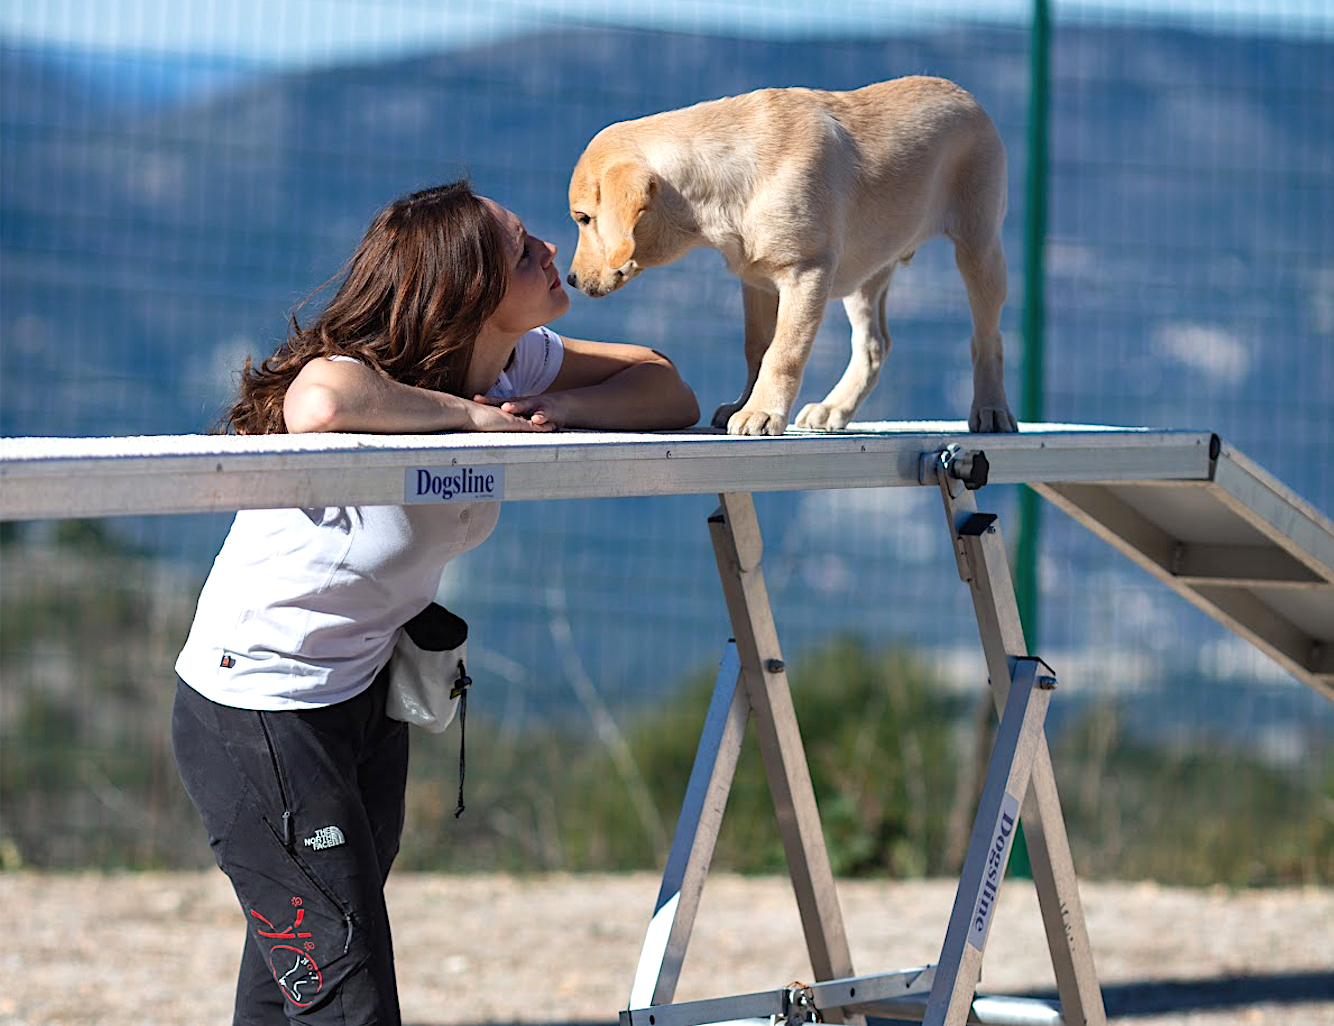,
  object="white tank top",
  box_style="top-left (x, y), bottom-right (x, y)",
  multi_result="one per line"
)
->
top-left (174, 327), bottom-right (563, 710)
